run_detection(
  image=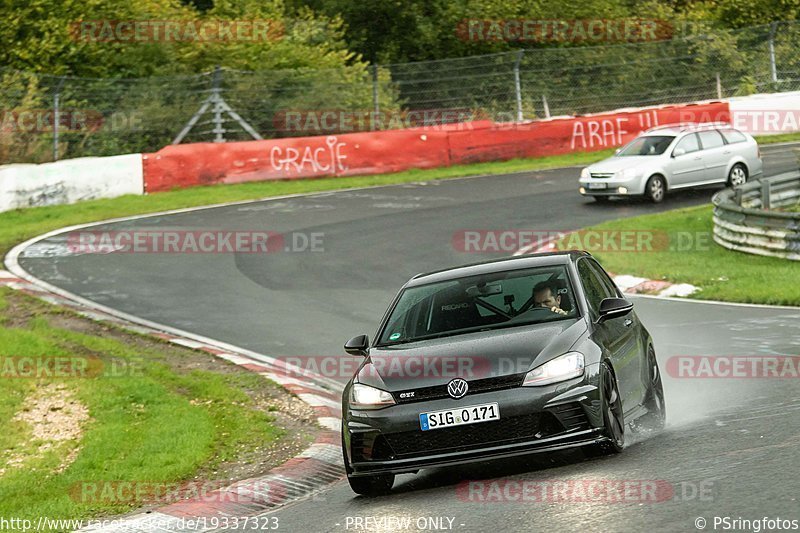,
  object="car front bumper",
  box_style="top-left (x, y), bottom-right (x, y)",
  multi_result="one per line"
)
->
top-left (579, 174), bottom-right (648, 196)
top-left (343, 367), bottom-right (604, 476)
